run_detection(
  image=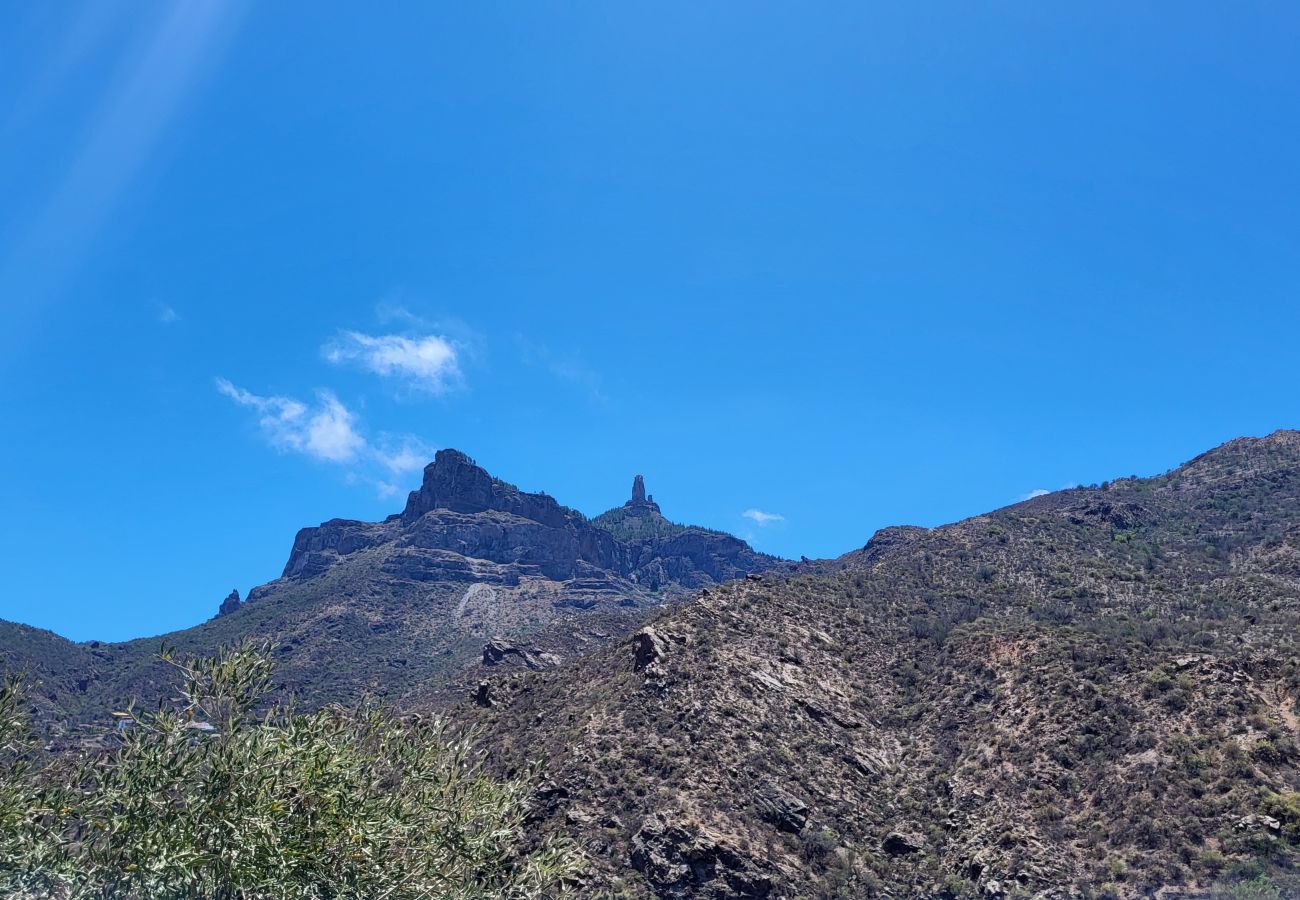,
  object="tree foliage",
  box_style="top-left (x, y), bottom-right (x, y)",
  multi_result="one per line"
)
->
top-left (0, 644), bottom-right (580, 899)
